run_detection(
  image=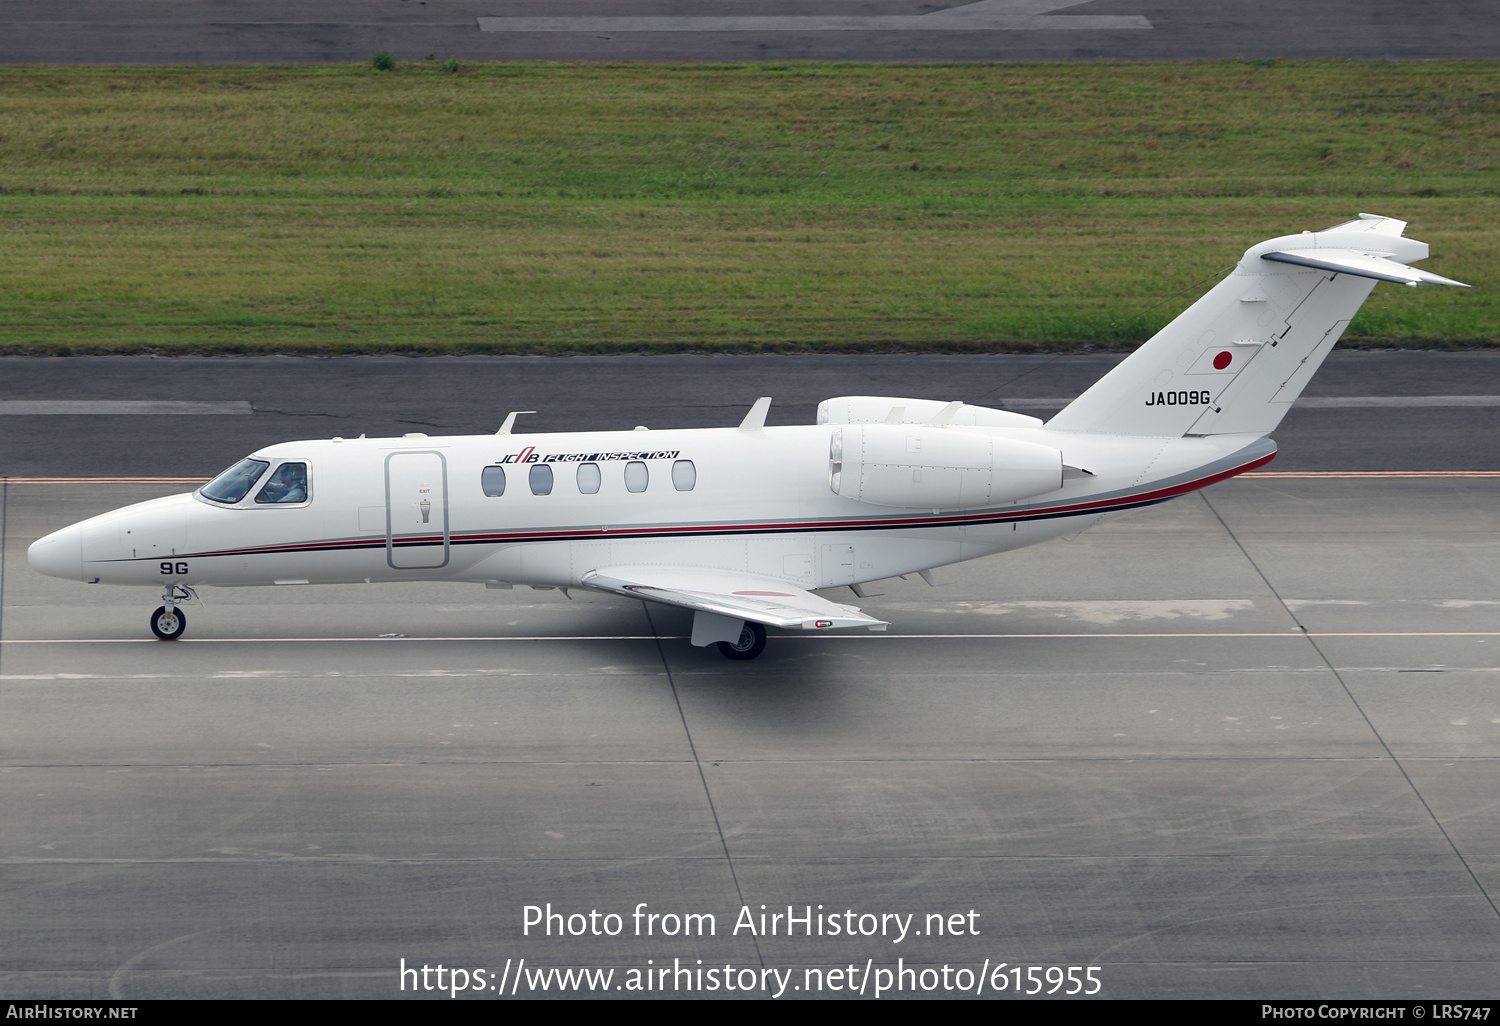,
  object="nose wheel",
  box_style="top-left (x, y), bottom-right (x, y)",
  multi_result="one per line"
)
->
top-left (716, 621), bottom-right (766, 660)
top-left (150, 584), bottom-right (195, 640)
top-left (150, 605), bottom-right (187, 640)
